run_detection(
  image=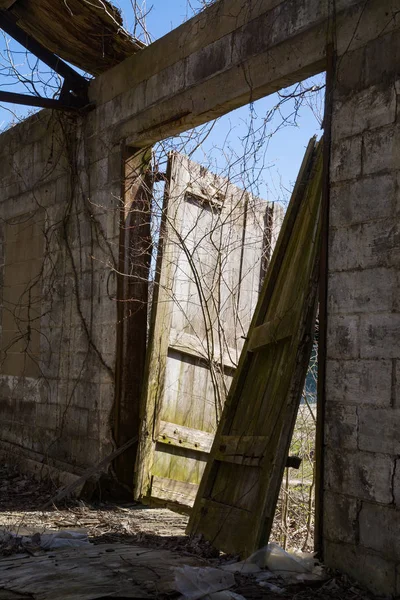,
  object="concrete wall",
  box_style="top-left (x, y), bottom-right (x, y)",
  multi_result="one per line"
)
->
top-left (0, 111), bottom-right (120, 482)
top-left (88, 2), bottom-right (400, 591)
top-left (0, 0), bottom-right (399, 593)
top-left (88, 0), bottom-right (367, 147)
top-left (324, 27), bottom-right (400, 596)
